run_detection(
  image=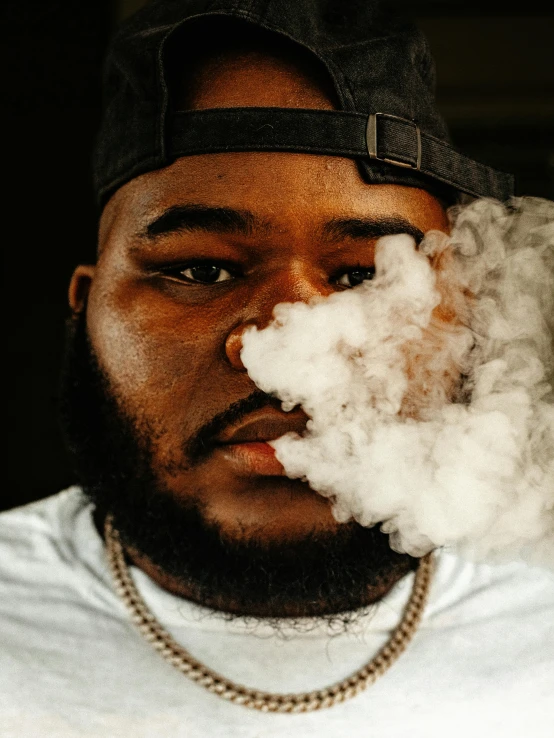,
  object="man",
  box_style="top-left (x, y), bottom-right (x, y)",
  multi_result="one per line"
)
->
top-left (1, 1), bottom-right (552, 736)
